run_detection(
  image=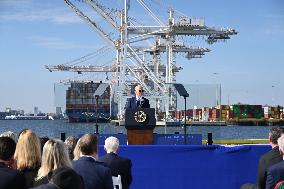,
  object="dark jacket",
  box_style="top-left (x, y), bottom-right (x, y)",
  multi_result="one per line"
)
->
top-left (31, 183), bottom-right (57, 189)
top-left (0, 162), bottom-right (28, 189)
top-left (21, 167), bottom-right (39, 188)
top-left (99, 152), bottom-right (132, 189)
top-left (266, 160), bottom-right (284, 189)
top-left (73, 156), bottom-right (113, 189)
top-left (127, 97), bottom-right (150, 109)
top-left (34, 174), bottom-right (50, 187)
top-left (257, 146), bottom-right (282, 189)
